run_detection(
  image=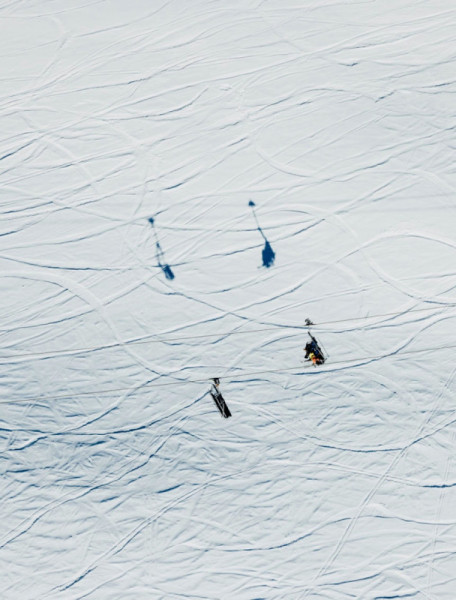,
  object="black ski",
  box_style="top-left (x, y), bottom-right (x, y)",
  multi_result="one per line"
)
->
top-left (210, 378), bottom-right (232, 418)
